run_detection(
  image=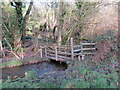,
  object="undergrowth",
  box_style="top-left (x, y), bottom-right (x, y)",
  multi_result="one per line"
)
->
top-left (2, 56), bottom-right (118, 88)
